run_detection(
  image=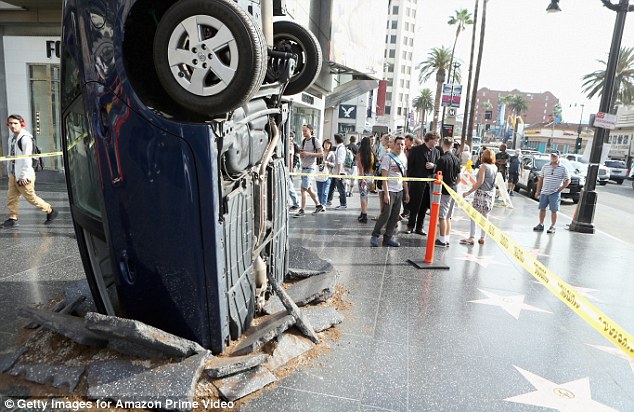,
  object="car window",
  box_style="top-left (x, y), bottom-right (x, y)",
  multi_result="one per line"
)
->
top-left (605, 160), bottom-right (626, 168)
top-left (534, 158), bottom-right (548, 169)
